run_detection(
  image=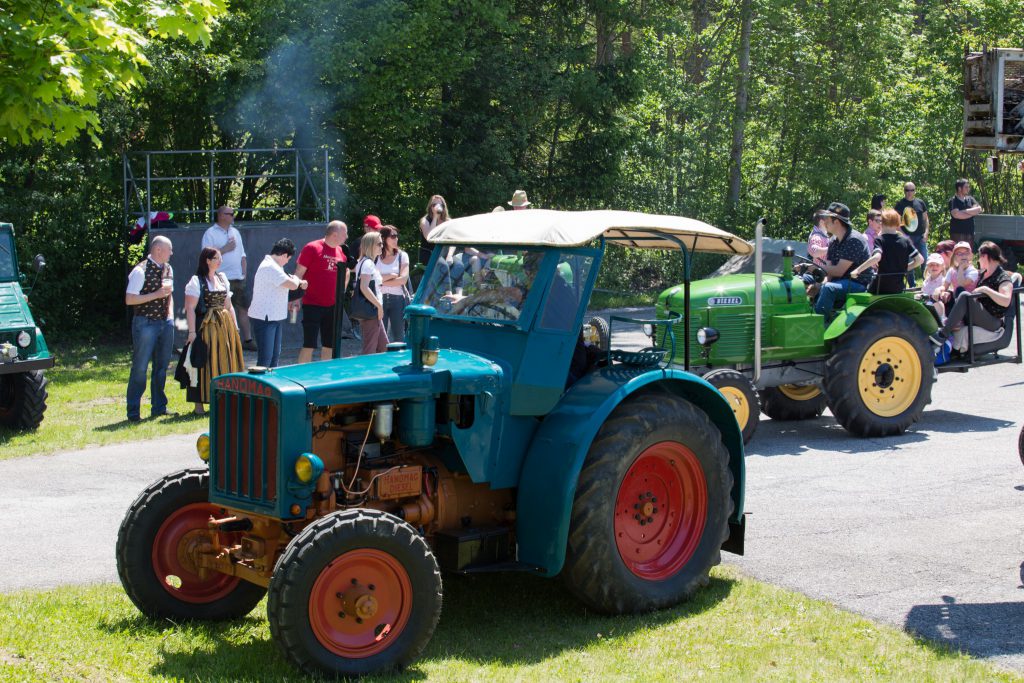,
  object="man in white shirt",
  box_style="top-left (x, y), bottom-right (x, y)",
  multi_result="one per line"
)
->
top-left (202, 206), bottom-right (255, 350)
top-left (124, 235), bottom-right (175, 422)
